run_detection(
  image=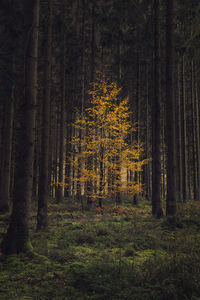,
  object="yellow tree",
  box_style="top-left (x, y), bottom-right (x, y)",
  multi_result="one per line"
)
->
top-left (69, 75), bottom-right (147, 207)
